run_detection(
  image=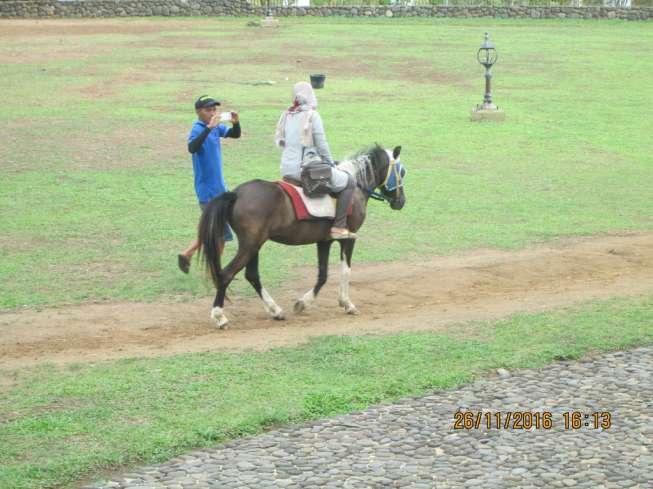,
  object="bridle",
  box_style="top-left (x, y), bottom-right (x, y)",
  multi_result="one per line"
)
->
top-left (367, 151), bottom-right (406, 203)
